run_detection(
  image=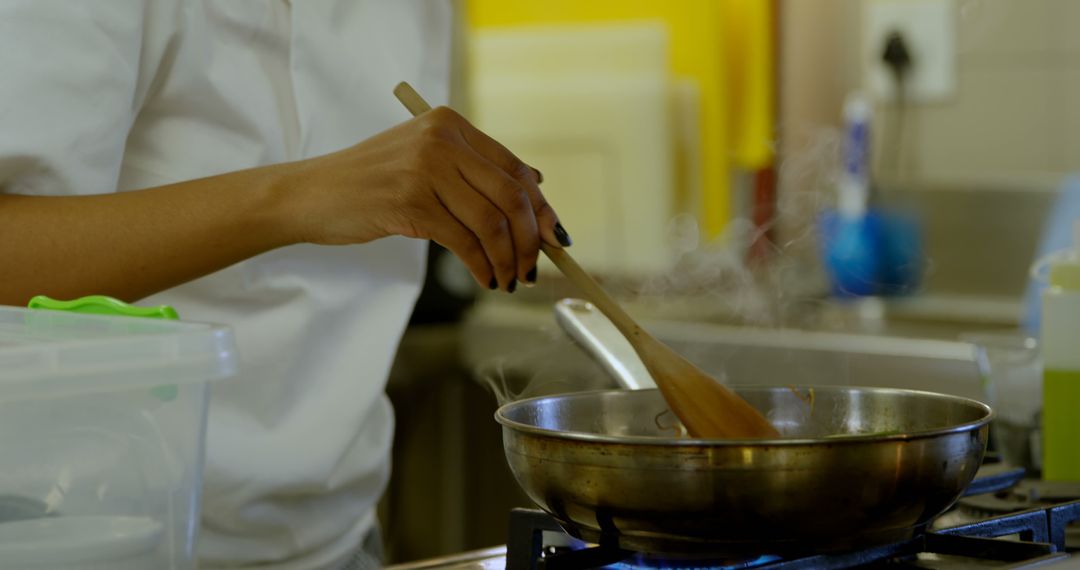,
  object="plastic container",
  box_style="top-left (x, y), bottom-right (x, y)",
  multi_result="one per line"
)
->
top-left (820, 92), bottom-right (880, 298)
top-left (962, 333), bottom-right (1041, 473)
top-left (1041, 222), bottom-right (1080, 481)
top-left (1022, 177), bottom-right (1080, 334)
top-left (817, 91), bottom-right (923, 298)
top-left (0, 305), bottom-right (235, 569)
top-left (817, 207), bottom-right (923, 298)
